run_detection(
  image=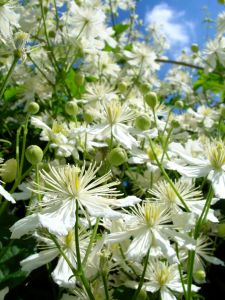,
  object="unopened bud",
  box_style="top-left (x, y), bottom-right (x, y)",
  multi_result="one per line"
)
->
top-left (27, 102), bottom-right (40, 115)
top-left (136, 289), bottom-right (147, 300)
top-left (74, 72), bottom-right (85, 86)
top-left (144, 92), bottom-right (158, 109)
top-left (139, 83), bottom-right (150, 94)
top-left (217, 223), bottom-right (225, 237)
top-left (83, 112), bottom-right (93, 123)
top-left (191, 43), bottom-right (199, 53)
top-left (194, 269), bottom-right (206, 283)
top-left (135, 115), bottom-right (151, 131)
top-left (118, 82), bottom-right (127, 93)
top-left (175, 100), bottom-right (184, 109)
top-left (0, 159), bottom-right (17, 183)
top-left (65, 101), bottom-right (78, 116)
top-left (107, 147), bottom-right (127, 166)
top-left (171, 120), bottom-right (180, 128)
top-left (25, 145), bottom-right (43, 165)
